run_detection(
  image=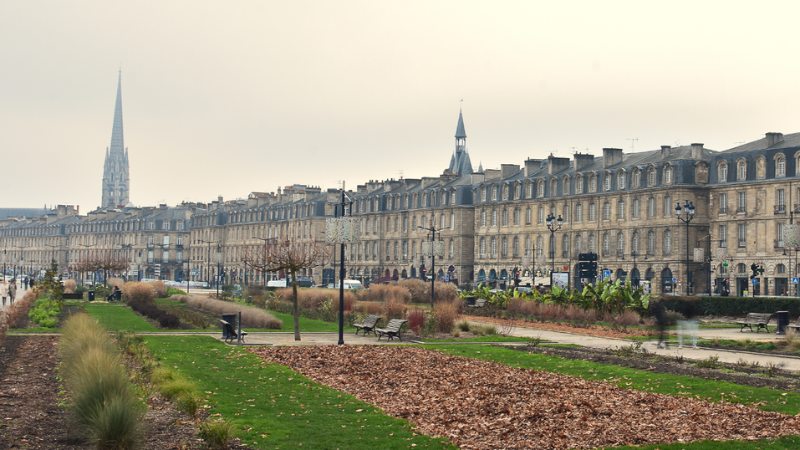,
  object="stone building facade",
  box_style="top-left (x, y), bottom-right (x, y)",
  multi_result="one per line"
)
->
top-left (3, 109), bottom-right (800, 296)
